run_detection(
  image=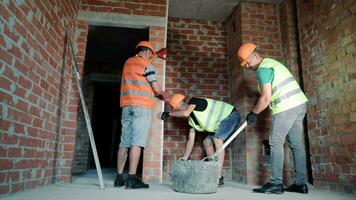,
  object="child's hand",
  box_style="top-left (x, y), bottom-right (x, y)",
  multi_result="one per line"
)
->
top-left (178, 156), bottom-right (188, 161)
